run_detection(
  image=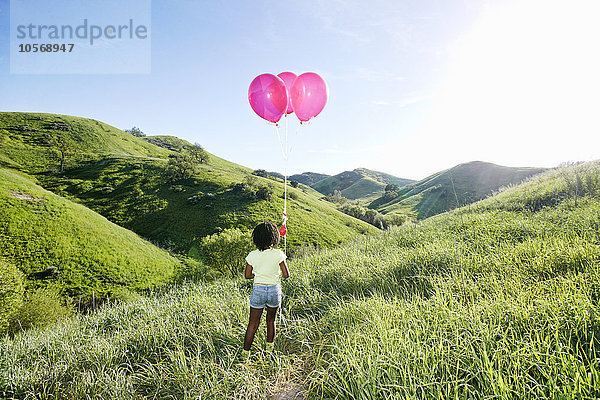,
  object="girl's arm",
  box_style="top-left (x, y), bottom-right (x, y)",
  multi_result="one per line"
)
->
top-left (280, 260), bottom-right (289, 280)
top-left (245, 263), bottom-right (254, 279)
